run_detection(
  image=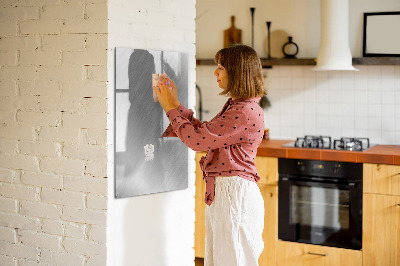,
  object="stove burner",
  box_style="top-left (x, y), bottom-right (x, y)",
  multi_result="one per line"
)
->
top-left (295, 135), bottom-right (332, 149)
top-left (286, 136), bottom-right (372, 151)
top-left (333, 137), bottom-right (370, 151)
